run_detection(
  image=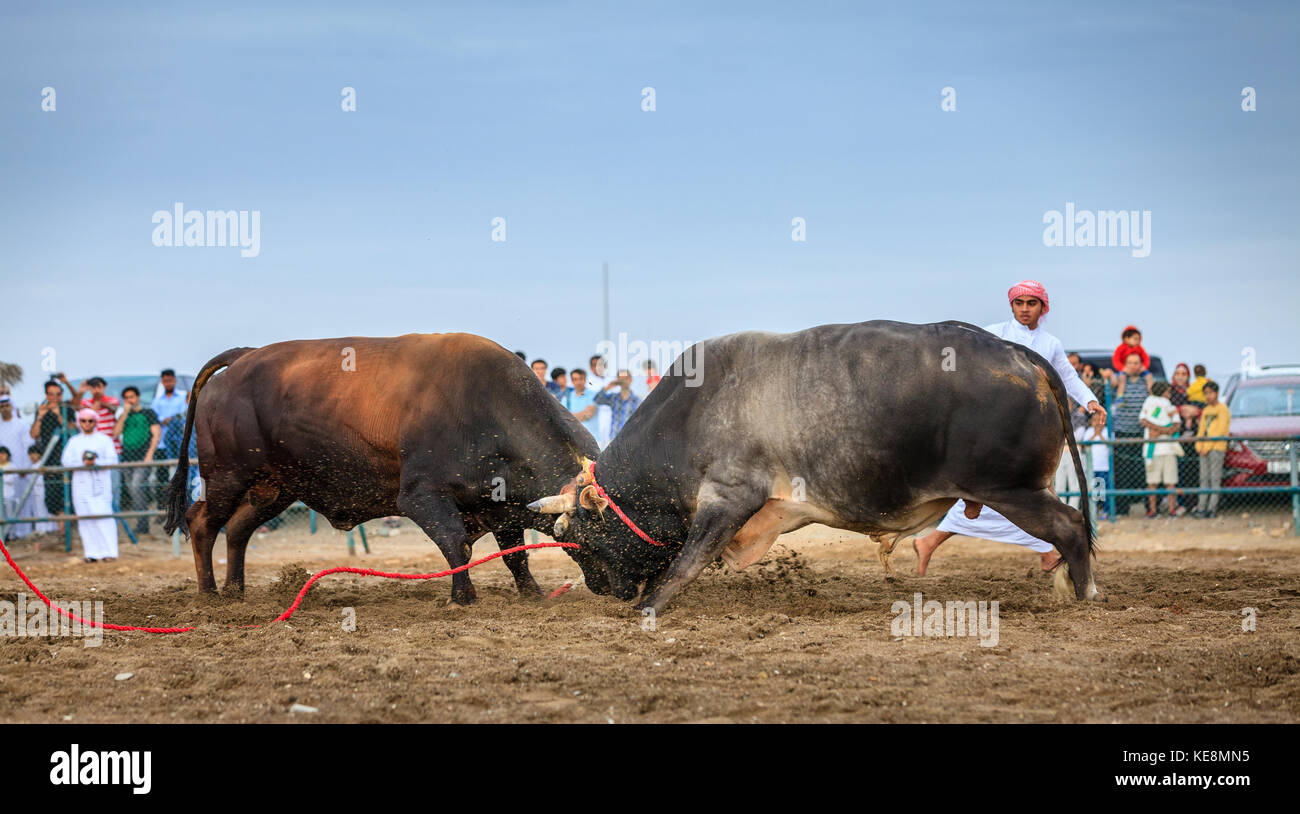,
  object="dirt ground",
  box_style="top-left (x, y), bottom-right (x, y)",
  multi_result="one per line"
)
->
top-left (2, 510), bottom-right (1298, 723)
